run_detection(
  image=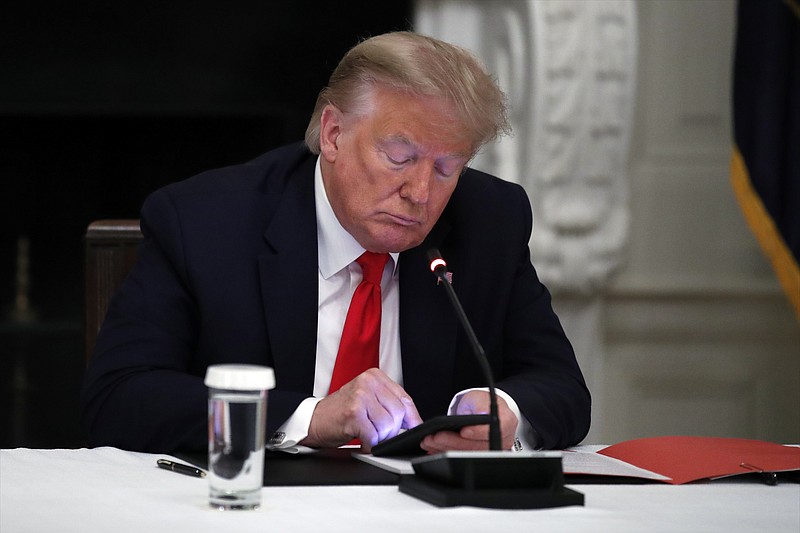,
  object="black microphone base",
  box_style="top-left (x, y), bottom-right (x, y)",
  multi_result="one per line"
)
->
top-left (399, 451), bottom-right (584, 509)
top-left (399, 475), bottom-right (584, 509)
